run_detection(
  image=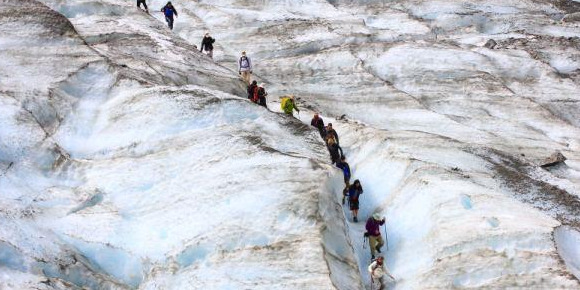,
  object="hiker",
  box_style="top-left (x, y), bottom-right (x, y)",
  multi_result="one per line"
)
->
top-left (200, 33), bottom-right (215, 59)
top-left (310, 113), bottom-right (327, 139)
top-left (280, 95), bottom-right (300, 116)
top-left (255, 83), bottom-right (267, 108)
top-left (347, 179), bottom-right (363, 222)
top-left (238, 51), bottom-right (253, 85)
top-left (368, 256), bottom-right (395, 290)
top-left (327, 135), bottom-right (343, 165)
top-left (336, 155), bottom-right (351, 205)
top-left (365, 213), bottom-right (386, 259)
top-left (137, 0), bottom-right (148, 13)
top-left (160, 2), bottom-right (178, 30)
top-left (326, 123), bottom-right (339, 145)
top-left (247, 80), bottom-right (258, 100)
